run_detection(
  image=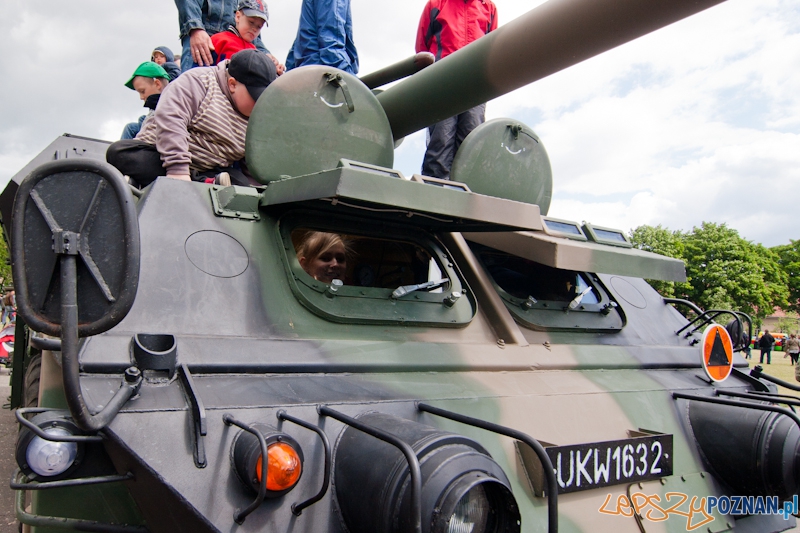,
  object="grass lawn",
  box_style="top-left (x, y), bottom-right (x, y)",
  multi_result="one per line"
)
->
top-left (743, 350), bottom-right (799, 396)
